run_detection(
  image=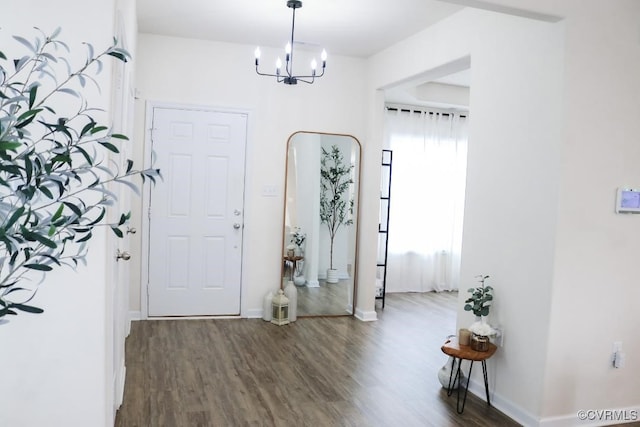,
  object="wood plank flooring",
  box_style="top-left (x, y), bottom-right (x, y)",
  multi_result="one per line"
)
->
top-left (115, 292), bottom-right (522, 427)
top-left (296, 280), bottom-right (351, 317)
